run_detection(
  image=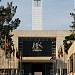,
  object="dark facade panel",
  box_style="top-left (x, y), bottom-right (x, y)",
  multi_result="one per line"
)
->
top-left (18, 37), bottom-right (56, 57)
